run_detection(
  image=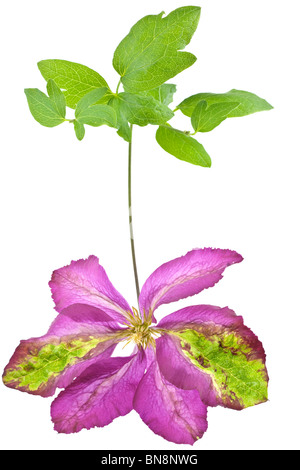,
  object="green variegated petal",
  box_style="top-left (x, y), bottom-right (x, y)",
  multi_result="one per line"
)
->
top-left (3, 305), bottom-right (125, 397)
top-left (156, 305), bottom-right (268, 410)
top-left (3, 333), bottom-right (119, 397)
top-left (177, 329), bottom-right (267, 409)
